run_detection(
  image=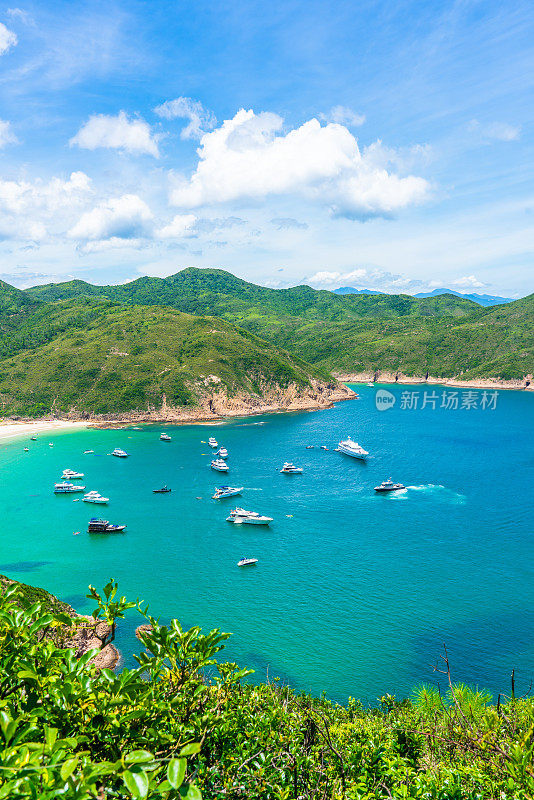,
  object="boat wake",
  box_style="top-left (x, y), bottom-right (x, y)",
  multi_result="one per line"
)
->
top-left (403, 484), bottom-right (466, 504)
